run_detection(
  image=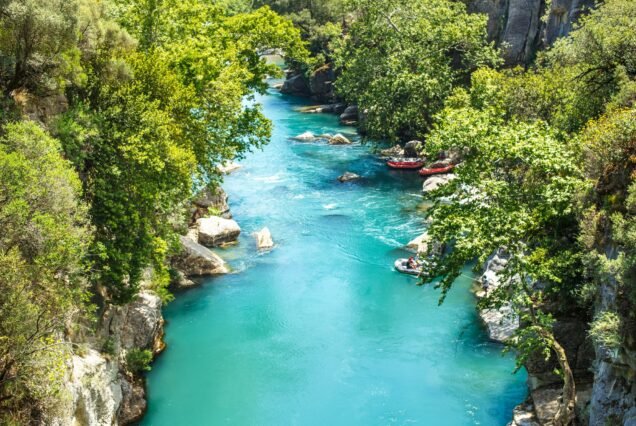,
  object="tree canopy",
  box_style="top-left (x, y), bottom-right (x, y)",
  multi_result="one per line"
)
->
top-left (332, 0), bottom-right (500, 141)
top-left (414, 1), bottom-right (636, 423)
top-left (0, 121), bottom-right (90, 421)
top-left (0, 0), bottom-right (307, 419)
